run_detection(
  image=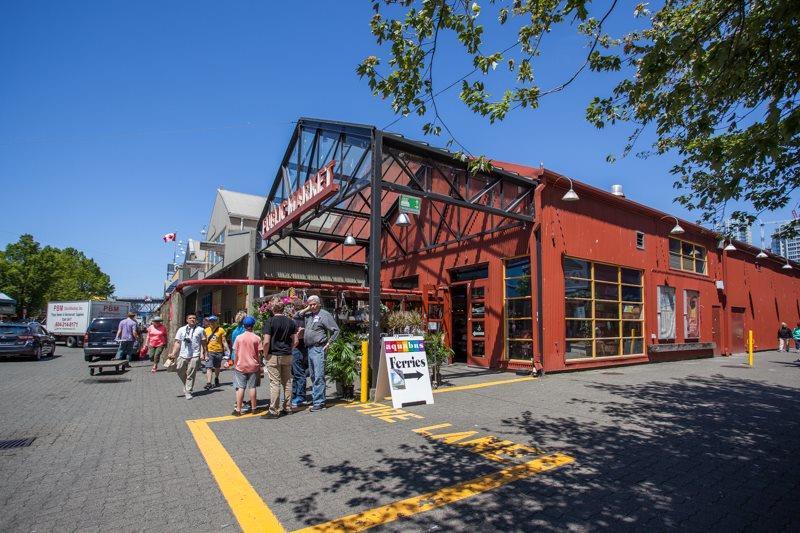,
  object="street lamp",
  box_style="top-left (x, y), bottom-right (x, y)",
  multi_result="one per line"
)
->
top-left (660, 215), bottom-right (684, 235)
